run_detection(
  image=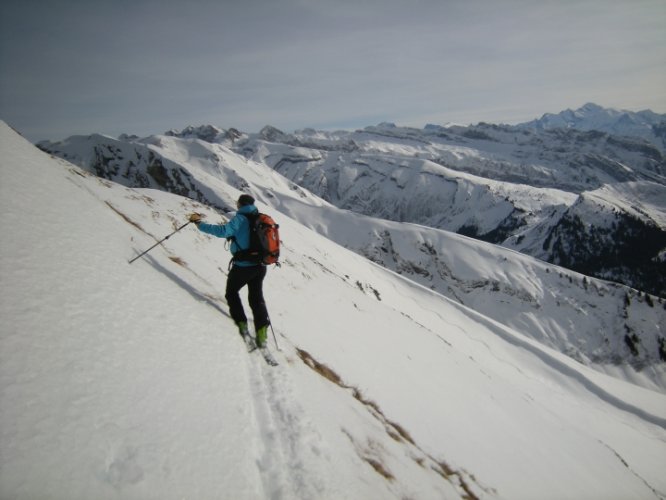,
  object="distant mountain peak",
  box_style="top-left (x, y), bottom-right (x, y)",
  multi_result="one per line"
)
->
top-left (519, 103), bottom-right (666, 148)
top-left (259, 125), bottom-right (289, 142)
top-left (165, 124), bottom-right (226, 142)
top-left (579, 102), bottom-right (604, 112)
